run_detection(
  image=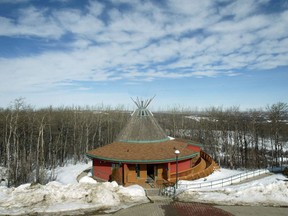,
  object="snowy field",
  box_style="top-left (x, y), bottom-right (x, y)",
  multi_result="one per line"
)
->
top-left (0, 164), bottom-right (287, 215)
